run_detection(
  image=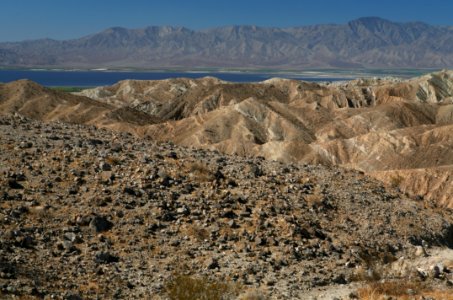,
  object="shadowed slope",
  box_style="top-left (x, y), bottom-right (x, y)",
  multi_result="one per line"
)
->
top-left (0, 80), bottom-right (159, 129)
